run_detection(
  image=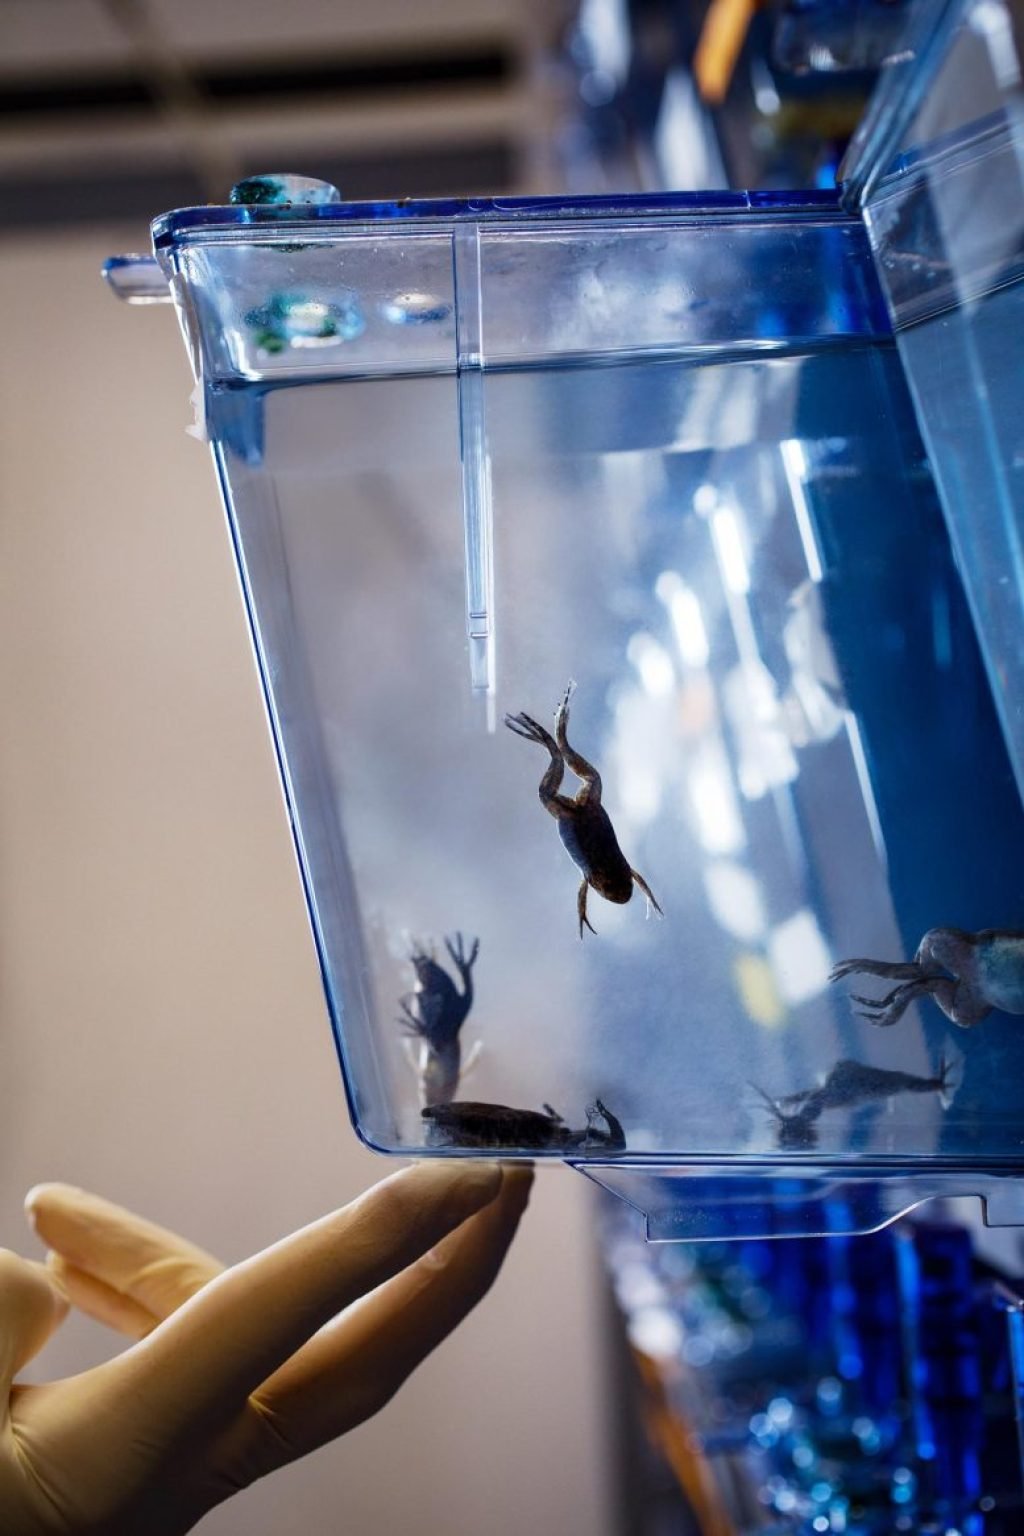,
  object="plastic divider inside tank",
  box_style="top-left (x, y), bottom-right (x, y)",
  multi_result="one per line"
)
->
top-left (118, 177), bottom-right (1024, 1240)
top-left (846, 0), bottom-right (1024, 802)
